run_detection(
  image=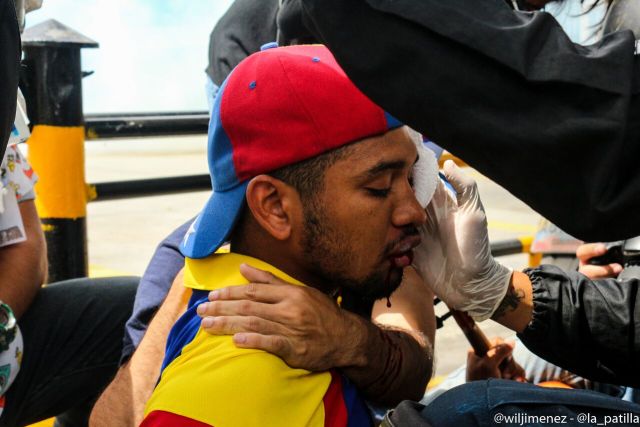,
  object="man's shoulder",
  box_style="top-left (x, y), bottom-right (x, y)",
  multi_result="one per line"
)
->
top-left (147, 320), bottom-right (334, 426)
